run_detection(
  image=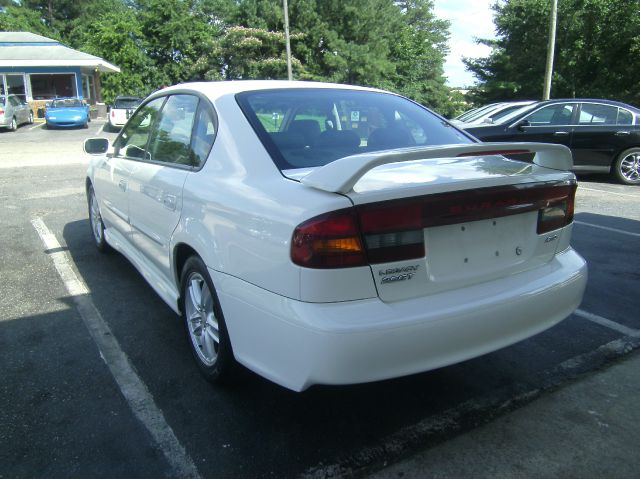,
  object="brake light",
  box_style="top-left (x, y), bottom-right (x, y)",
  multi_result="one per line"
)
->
top-left (111, 110), bottom-right (115, 118)
top-left (357, 201), bottom-right (425, 263)
top-left (537, 183), bottom-right (576, 234)
top-left (0, 109), bottom-right (4, 115)
top-left (291, 210), bottom-right (366, 268)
